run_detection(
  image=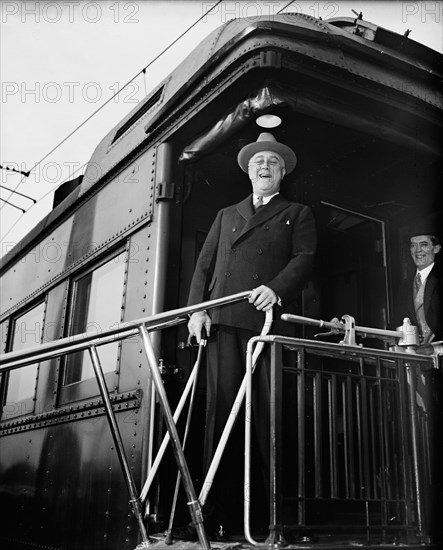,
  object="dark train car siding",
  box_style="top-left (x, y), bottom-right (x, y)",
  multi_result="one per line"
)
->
top-left (1, 414), bottom-right (141, 549)
top-left (0, 147), bottom-right (163, 548)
